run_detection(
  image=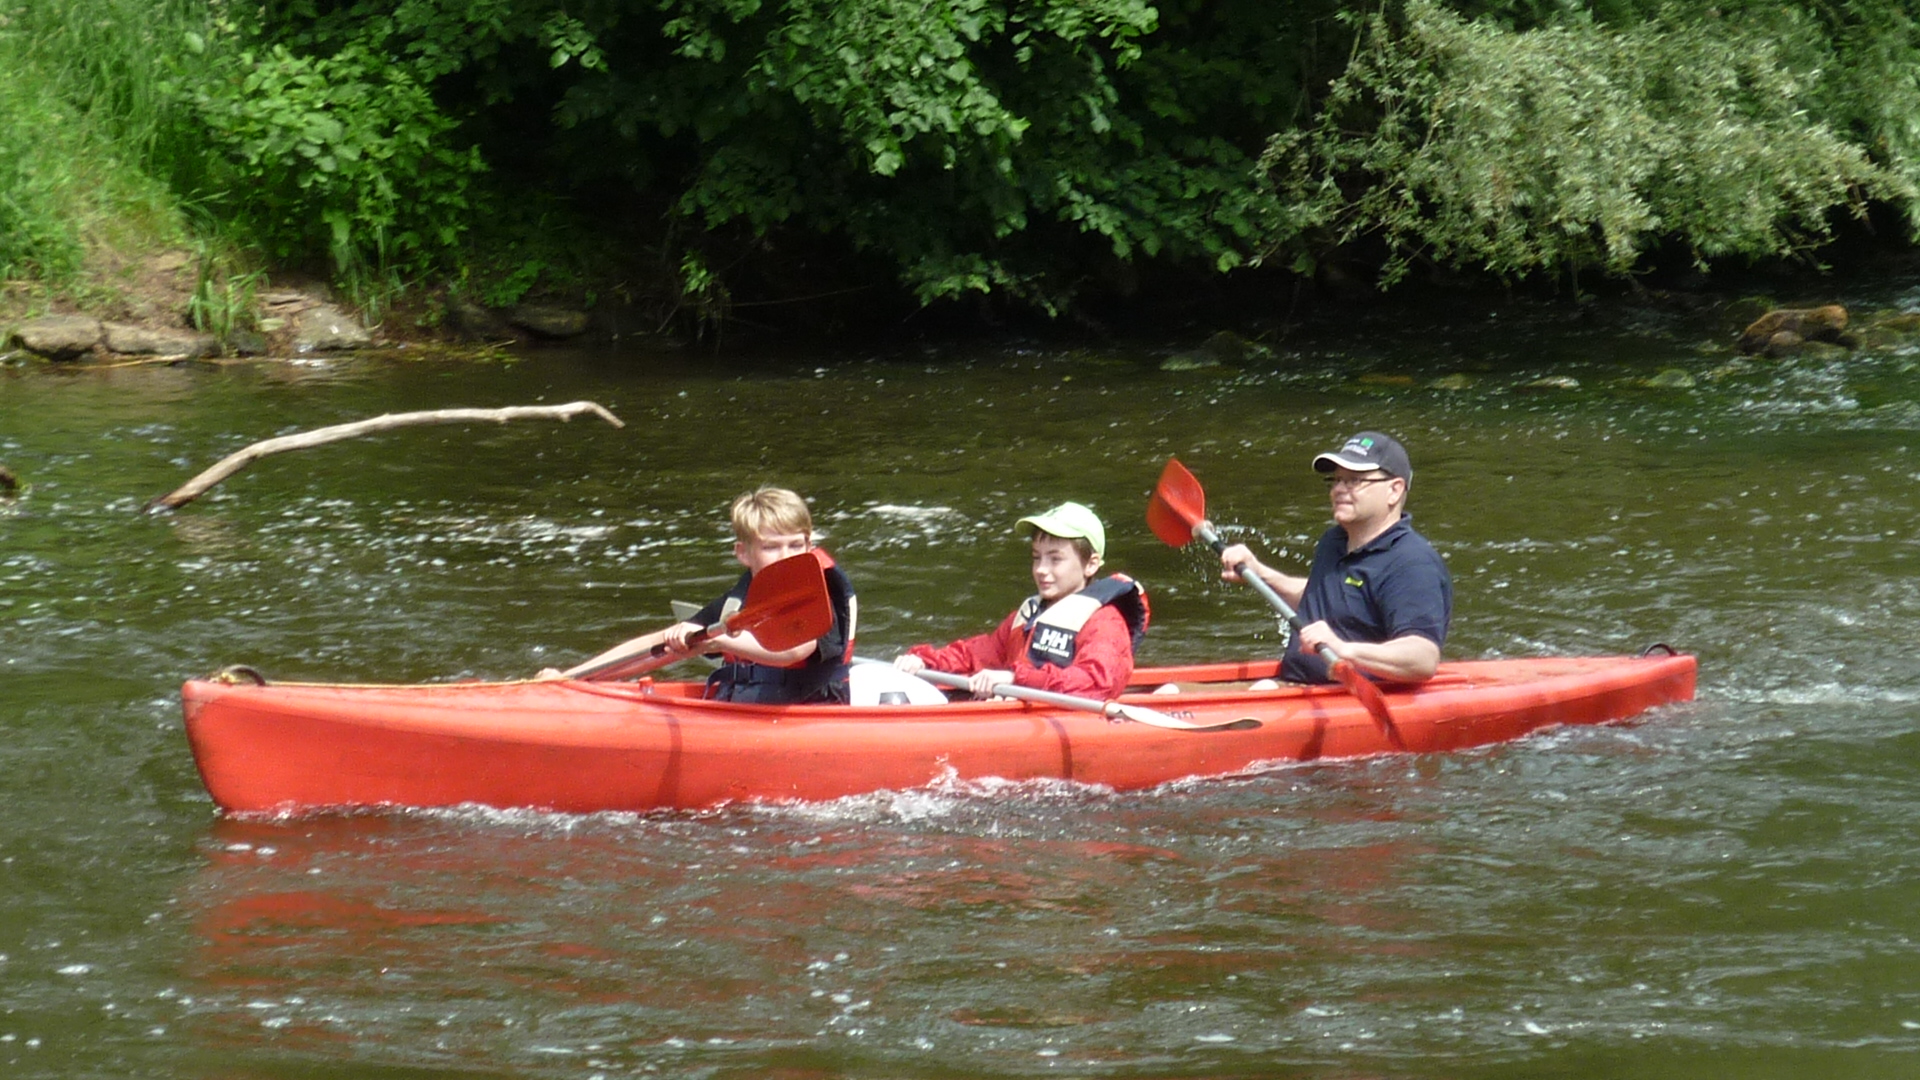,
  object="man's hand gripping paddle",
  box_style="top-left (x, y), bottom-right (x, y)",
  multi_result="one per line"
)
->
top-left (1148, 457), bottom-right (1404, 747)
top-left (569, 550), bottom-right (835, 681)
